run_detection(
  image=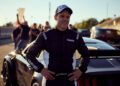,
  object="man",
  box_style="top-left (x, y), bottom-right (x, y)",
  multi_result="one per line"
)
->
top-left (38, 24), bottom-right (44, 32)
top-left (69, 24), bottom-right (77, 32)
top-left (44, 21), bottom-right (51, 32)
top-left (12, 26), bottom-right (21, 49)
top-left (15, 13), bottom-right (30, 53)
top-left (12, 14), bottom-right (22, 49)
top-left (16, 21), bottom-right (30, 52)
top-left (29, 23), bottom-right (40, 42)
top-left (26, 5), bottom-right (90, 86)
